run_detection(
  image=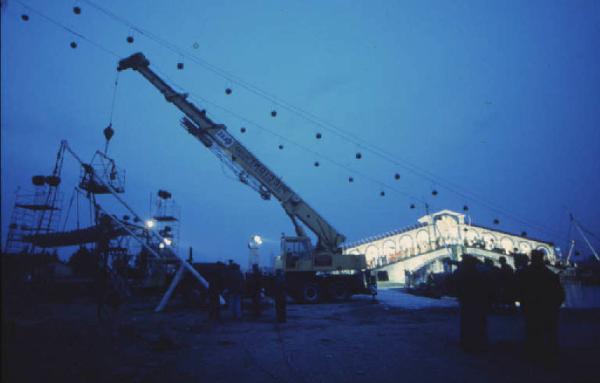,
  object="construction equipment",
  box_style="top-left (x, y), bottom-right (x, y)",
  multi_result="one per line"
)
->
top-left (118, 52), bottom-right (373, 302)
top-left (4, 142), bottom-right (66, 254)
